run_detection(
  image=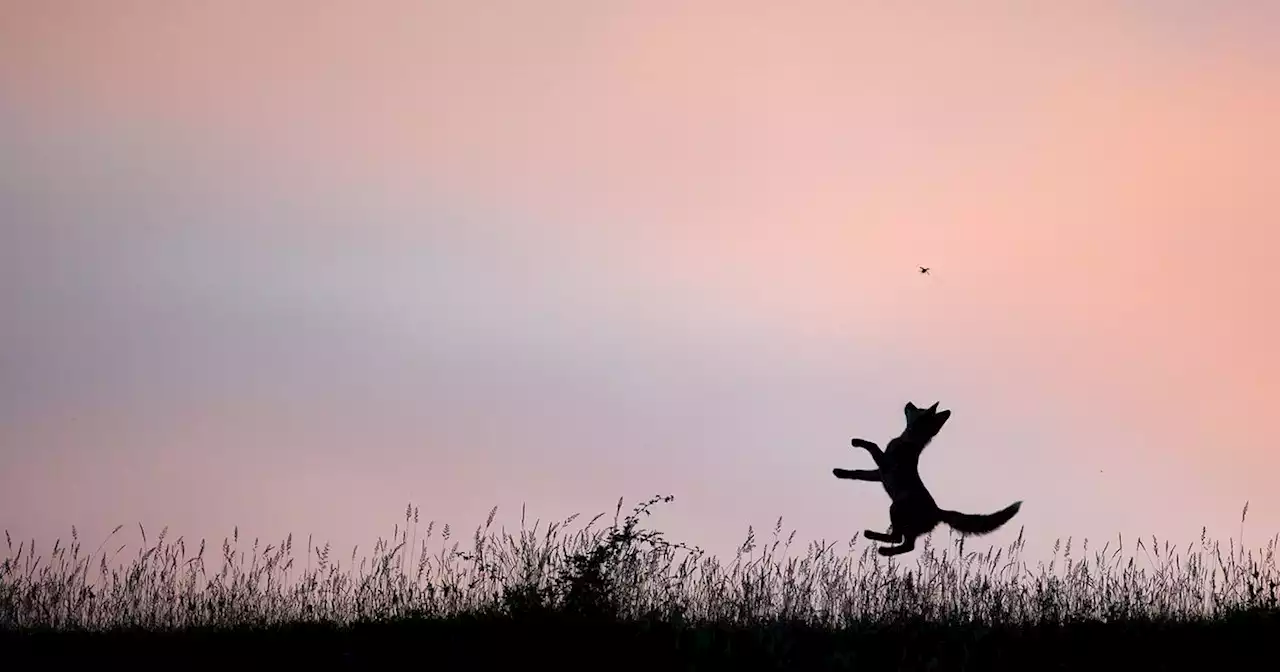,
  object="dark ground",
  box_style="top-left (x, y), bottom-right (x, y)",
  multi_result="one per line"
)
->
top-left (4, 610), bottom-right (1277, 670)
